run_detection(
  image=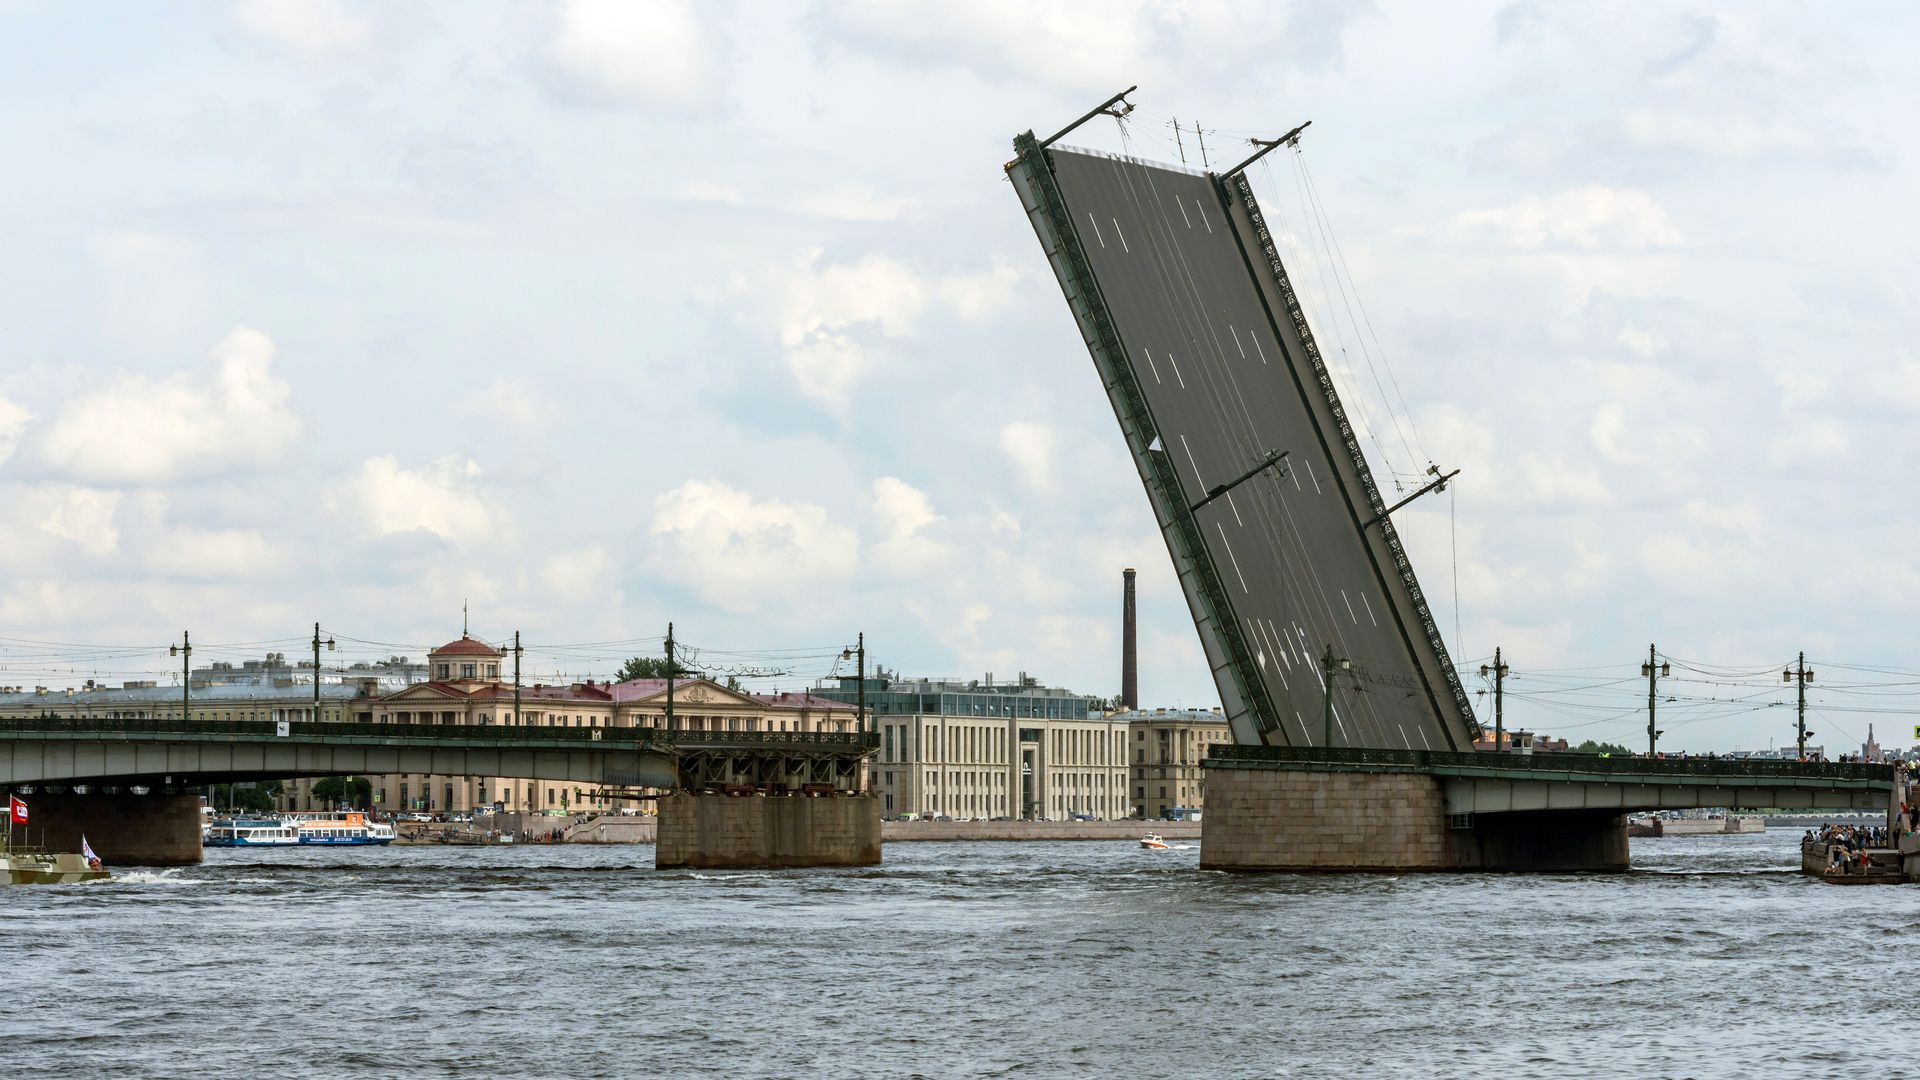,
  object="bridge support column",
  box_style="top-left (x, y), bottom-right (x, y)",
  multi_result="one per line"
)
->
top-left (656, 793), bottom-right (881, 870)
top-left (1201, 767), bottom-right (1627, 873)
top-left (17, 791), bottom-right (203, 867)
